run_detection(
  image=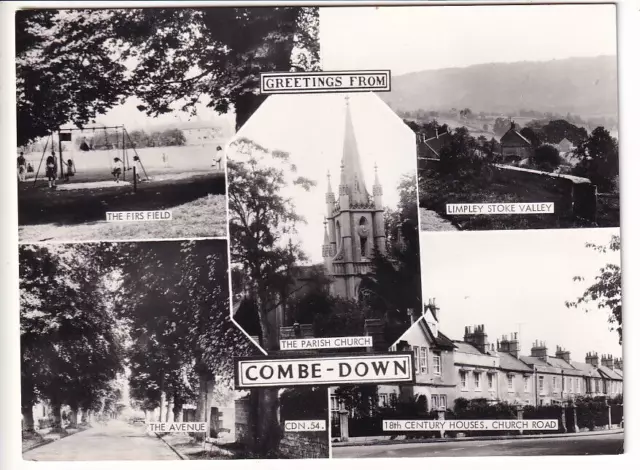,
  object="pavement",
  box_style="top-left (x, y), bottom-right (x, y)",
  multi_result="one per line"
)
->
top-left (332, 432), bottom-right (623, 458)
top-left (23, 420), bottom-right (180, 461)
